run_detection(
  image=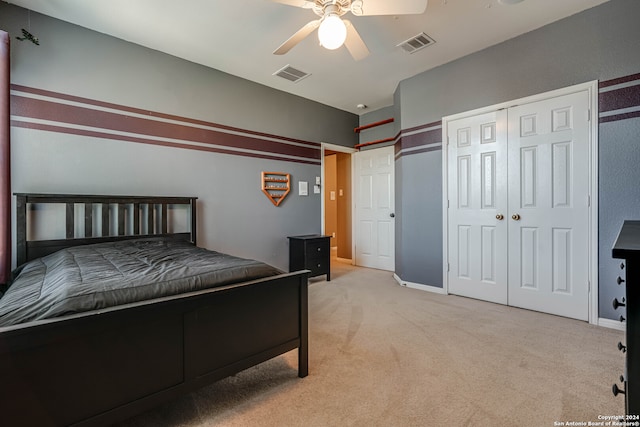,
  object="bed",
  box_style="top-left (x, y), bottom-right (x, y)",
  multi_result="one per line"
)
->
top-left (0, 193), bottom-right (309, 427)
